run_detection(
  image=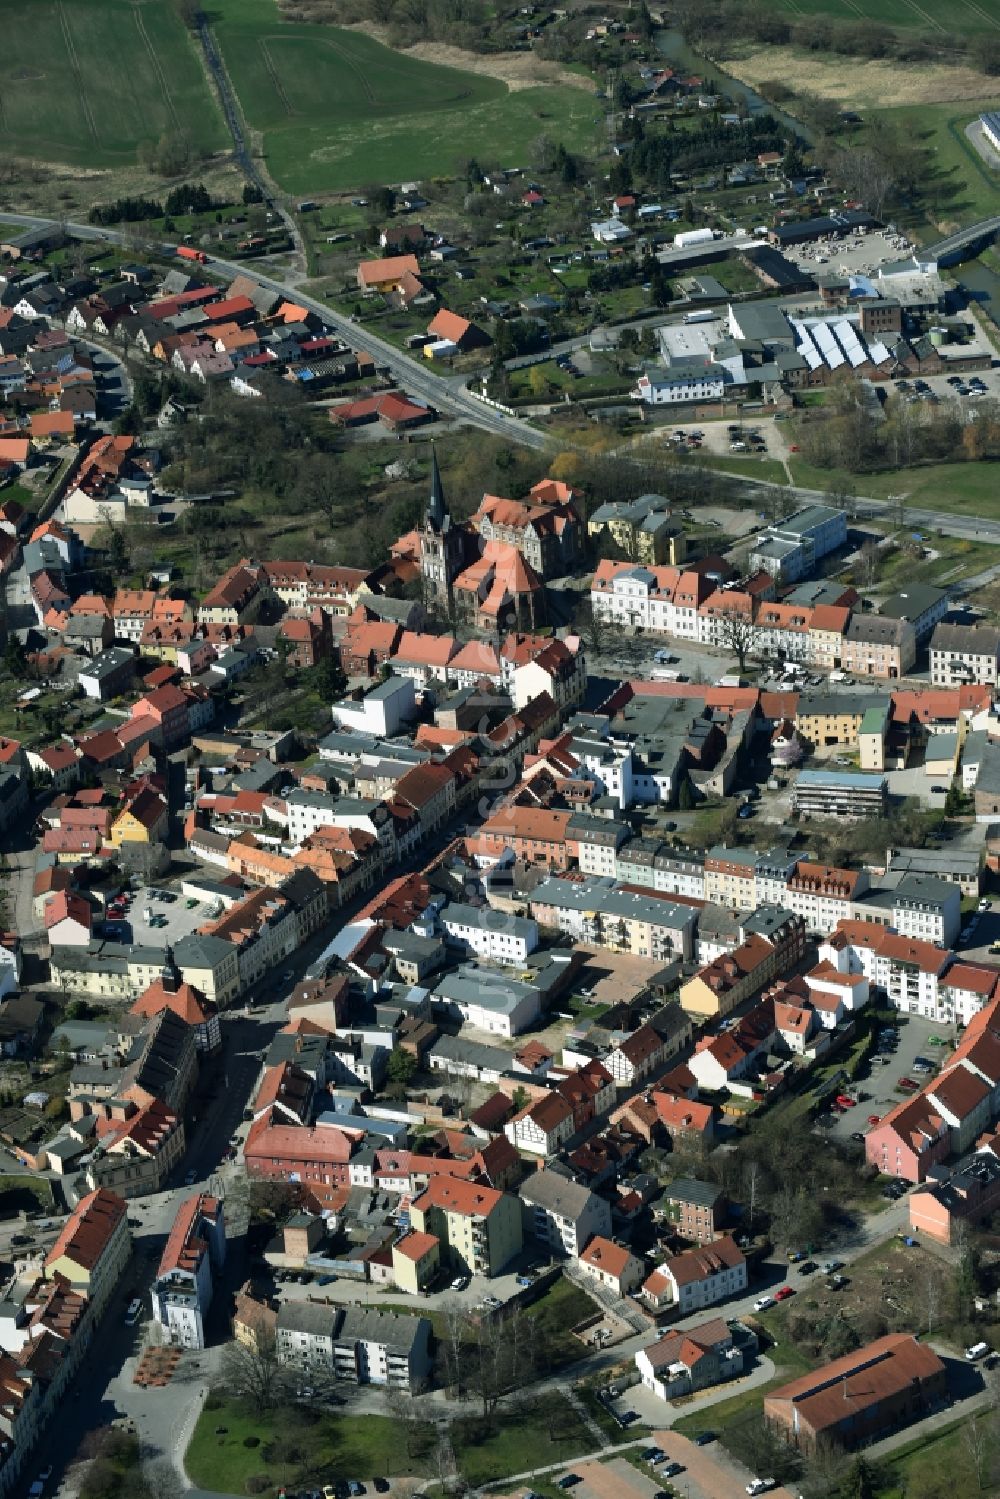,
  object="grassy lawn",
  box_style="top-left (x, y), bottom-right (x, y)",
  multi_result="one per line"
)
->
top-left (187, 1397), bottom-right (434, 1496)
top-left (213, 0), bottom-right (601, 193)
top-left (0, 0), bottom-right (225, 165)
top-left (878, 101), bottom-right (1000, 227)
top-left (0, 482), bottom-right (37, 513)
top-left (671, 1342), bottom-right (813, 1441)
top-left (875, 1415), bottom-right (993, 1498)
top-left (451, 1393), bottom-right (599, 1486)
top-left (787, 457), bottom-right (1000, 521)
top-left (509, 359), bottom-right (634, 402)
top-left (701, 454), bottom-right (789, 486)
top-left (706, 256), bottom-right (762, 295)
top-left (522, 1275), bottom-right (600, 1360)
top-left (0, 1174), bottom-right (54, 1218)
top-left (863, 533), bottom-right (1000, 592)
